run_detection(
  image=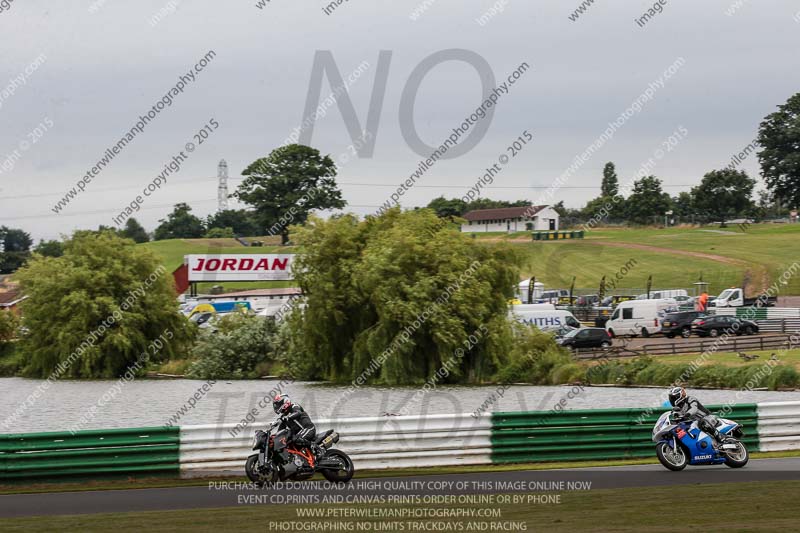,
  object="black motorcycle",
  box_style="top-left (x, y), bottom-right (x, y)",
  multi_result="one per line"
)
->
top-left (245, 419), bottom-right (355, 486)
